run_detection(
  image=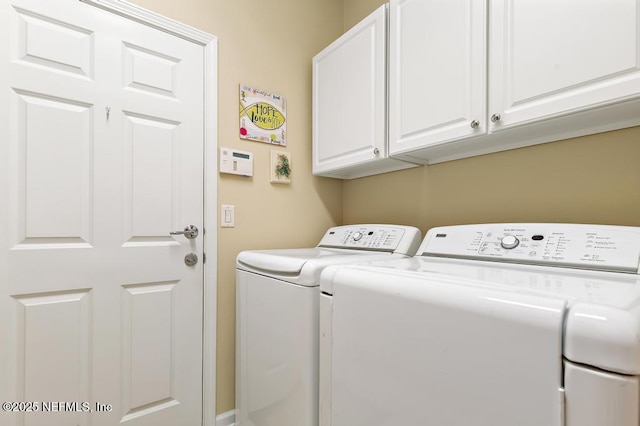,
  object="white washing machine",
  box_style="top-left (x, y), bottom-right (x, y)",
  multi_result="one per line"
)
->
top-left (319, 223), bottom-right (640, 426)
top-left (235, 224), bottom-right (421, 426)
